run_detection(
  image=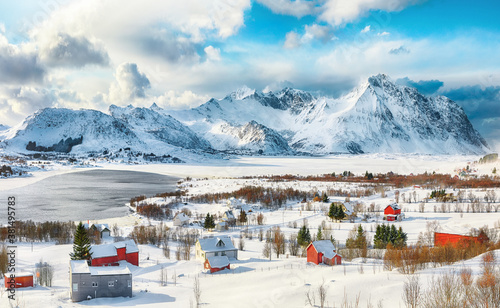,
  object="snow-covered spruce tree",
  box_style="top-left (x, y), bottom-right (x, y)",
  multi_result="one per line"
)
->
top-left (70, 222), bottom-right (93, 260)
